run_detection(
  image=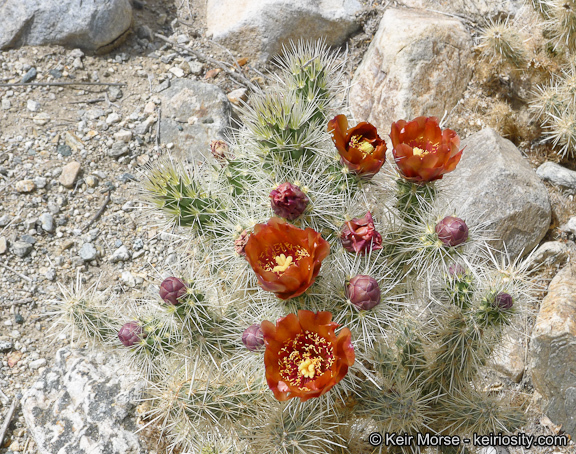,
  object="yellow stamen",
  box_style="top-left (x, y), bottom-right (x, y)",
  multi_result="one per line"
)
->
top-left (272, 254), bottom-right (293, 273)
top-left (298, 357), bottom-right (321, 378)
top-left (412, 146), bottom-right (429, 157)
top-left (349, 135), bottom-right (375, 156)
